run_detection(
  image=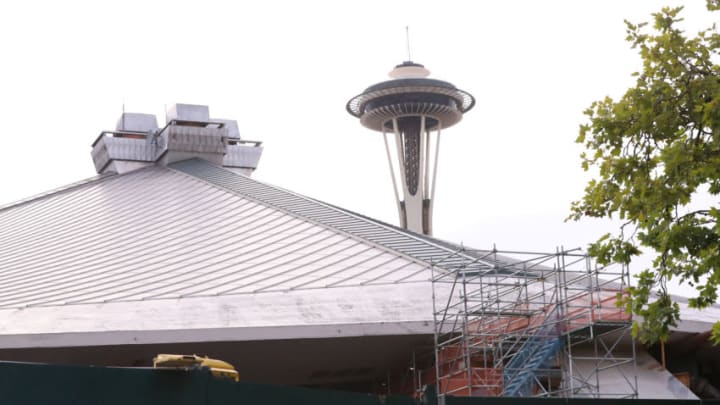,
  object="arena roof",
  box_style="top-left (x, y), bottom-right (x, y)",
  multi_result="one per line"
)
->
top-left (0, 159), bottom-right (716, 350)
